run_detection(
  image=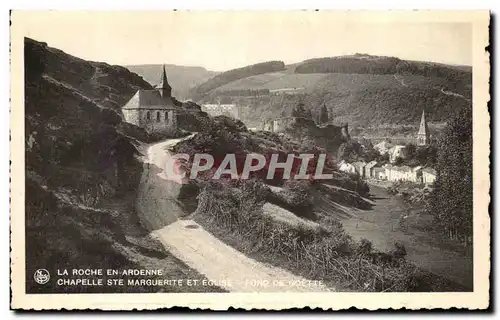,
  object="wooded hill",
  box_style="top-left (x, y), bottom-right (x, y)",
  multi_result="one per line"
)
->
top-left (191, 54), bottom-right (472, 129)
top-left (189, 60), bottom-right (286, 100)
